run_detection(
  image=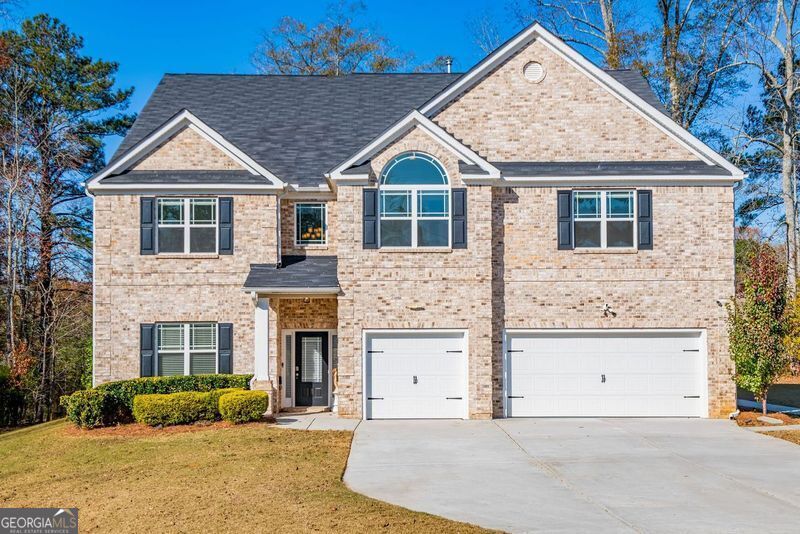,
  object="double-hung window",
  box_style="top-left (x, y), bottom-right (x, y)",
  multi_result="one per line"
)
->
top-left (295, 203), bottom-right (327, 245)
top-left (573, 190), bottom-right (635, 248)
top-left (379, 152), bottom-right (450, 248)
top-left (157, 198), bottom-right (218, 254)
top-left (156, 323), bottom-right (218, 376)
